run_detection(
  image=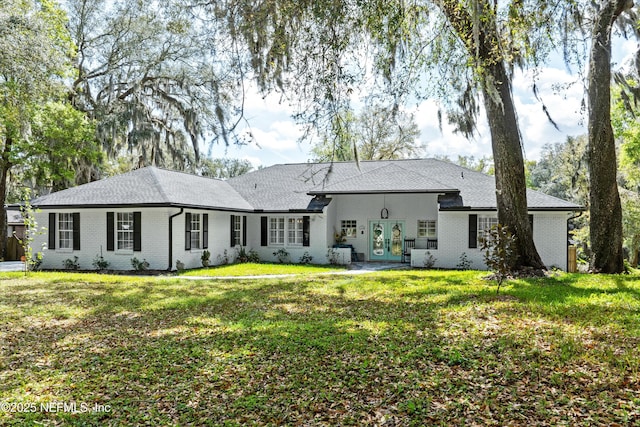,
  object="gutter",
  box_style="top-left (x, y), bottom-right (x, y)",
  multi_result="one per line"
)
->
top-left (168, 208), bottom-right (184, 271)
